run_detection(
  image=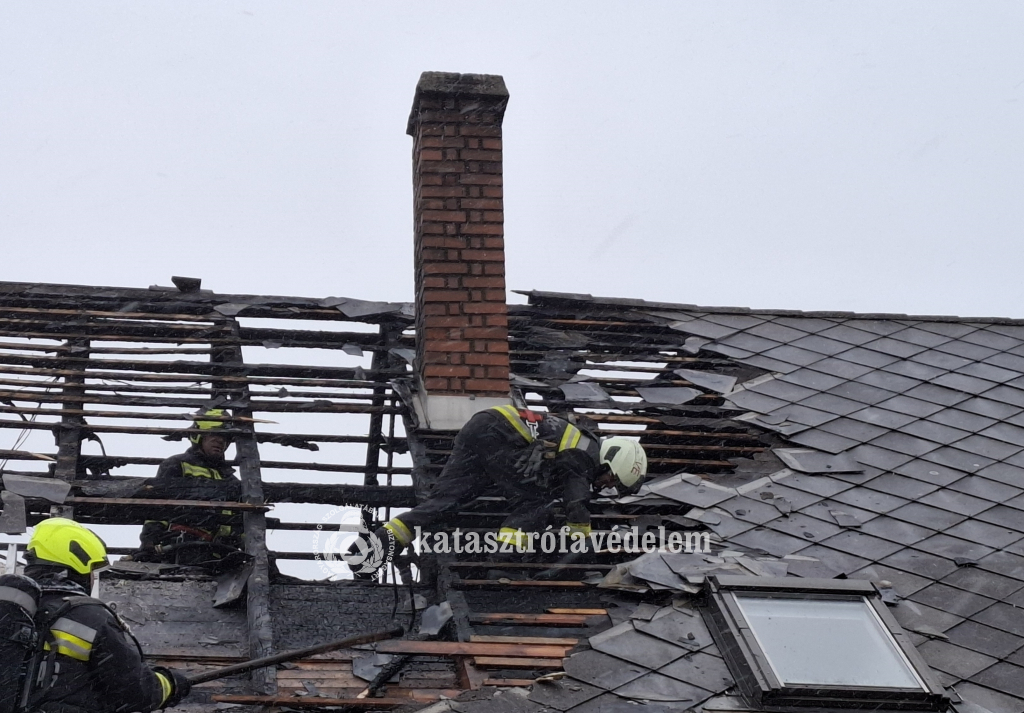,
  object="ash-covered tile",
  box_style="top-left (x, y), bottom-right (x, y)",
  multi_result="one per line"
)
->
top-left (779, 368), bottom-right (847, 391)
top-left (893, 459), bottom-right (965, 487)
top-left (759, 345), bottom-right (826, 368)
top-left (901, 419), bottom-right (973, 446)
top-left (942, 567), bottom-right (1024, 600)
top-left (790, 334), bottom-right (853, 357)
top-left (889, 327), bottom-right (955, 348)
top-left (848, 562), bottom-right (932, 596)
top-left (935, 340), bottom-right (1000, 362)
top-left (921, 447), bottom-right (995, 474)
top-left (830, 486), bottom-right (910, 514)
top-left (933, 372), bottom-right (1000, 396)
top-left (806, 357), bottom-right (875, 380)
top-left (870, 432), bottom-right (941, 458)
top-left (975, 463), bottom-right (1024, 488)
top-left (904, 383), bottom-right (973, 407)
top-left (913, 533), bottom-right (996, 561)
top-left (747, 320), bottom-right (810, 343)
top-left (818, 530), bottom-right (904, 561)
top-left (949, 476), bottom-right (1023, 503)
top-left (863, 472), bottom-right (940, 500)
top-left (835, 347), bottom-right (902, 369)
top-left (946, 518), bottom-right (1024, 550)
top-left (957, 396), bottom-right (1024, 420)
top-left (862, 337), bottom-right (930, 359)
top-left (929, 408), bottom-right (999, 434)
top-left (911, 583), bottom-right (996, 618)
top-left (793, 543), bottom-right (871, 575)
top-left (816, 324), bottom-right (879, 346)
top-left (920, 488), bottom-right (995, 517)
top-left (953, 435), bottom-right (1024, 461)
top-left (787, 428), bottom-right (859, 454)
top-left (859, 516), bottom-right (936, 546)
top-left (765, 511), bottom-right (843, 543)
top-left (982, 385), bottom-right (1024, 409)
top-left (977, 551), bottom-right (1024, 581)
top-left (882, 359), bottom-right (947, 382)
top-left (946, 620), bottom-right (1024, 659)
top-left (954, 682), bottom-right (1024, 713)
top-left (881, 548), bottom-right (959, 580)
top-left (917, 639), bottom-right (998, 680)
top-left (798, 393), bottom-right (864, 417)
top-left (875, 394), bottom-right (946, 418)
top-left (979, 422), bottom-right (1024, 446)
